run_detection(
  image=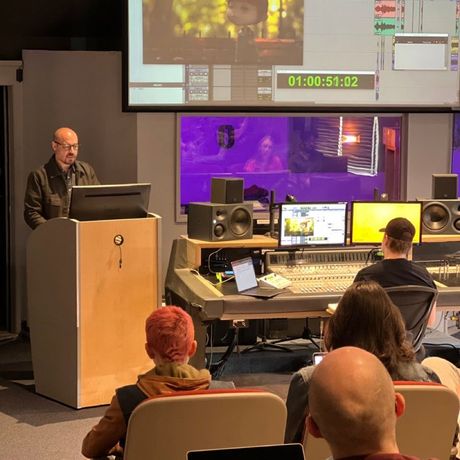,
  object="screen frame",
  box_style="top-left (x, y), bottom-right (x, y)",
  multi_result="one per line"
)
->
top-left (175, 111), bottom-right (408, 223)
top-left (122, 0), bottom-right (460, 113)
top-left (69, 183), bottom-right (151, 222)
top-left (278, 201), bottom-right (348, 249)
top-left (349, 200), bottom-right (423, 246)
